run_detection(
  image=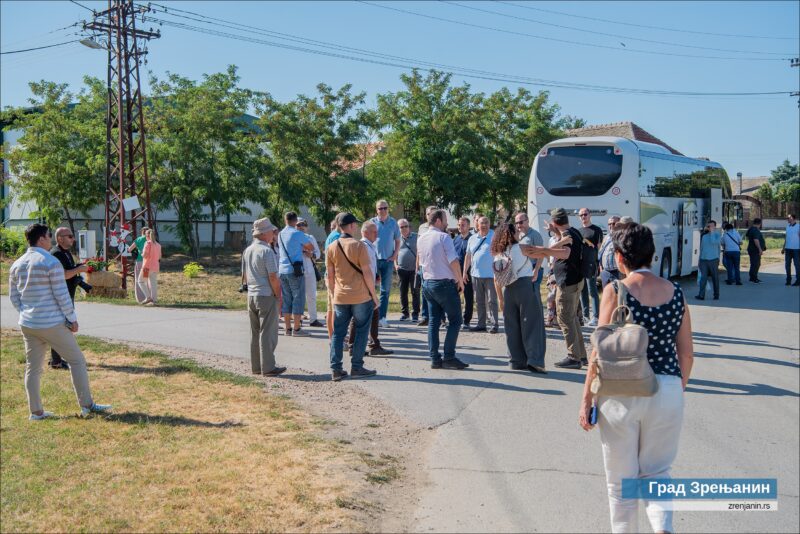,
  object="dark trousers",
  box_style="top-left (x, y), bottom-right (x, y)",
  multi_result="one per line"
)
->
top-left (462, 278), bottom-right (474, 325)
top-left (723, 251), bottom-right (741, 284)
top-left (748, 251), bottom-right (761, 281)
top-left (503, 277), bottom-right (546, 368)
top-left (50, 285), bottom-right (76, 366)
top-left (348, 307), bottom-right (381, 349)
top-left (698, 259), bottom-right (720, 298)
top-left (397, 268), bottom-right (421, 318)
top-left (785, 249), bottom-right (800, 282)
